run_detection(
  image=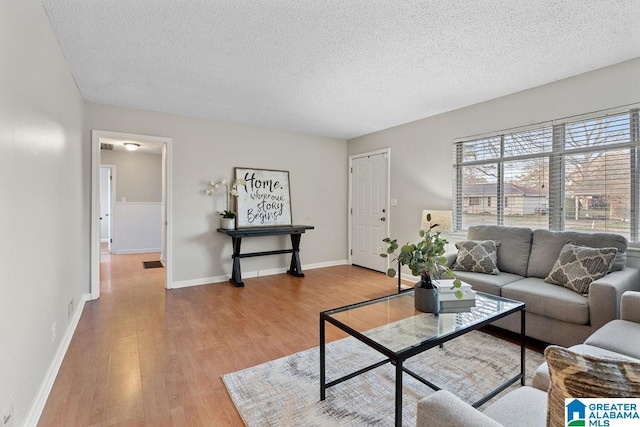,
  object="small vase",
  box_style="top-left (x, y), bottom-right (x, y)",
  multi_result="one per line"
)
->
top-left (414, 276), bottom-right (439, 313)
top-left (221, 217), bottom-right (235, 230)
